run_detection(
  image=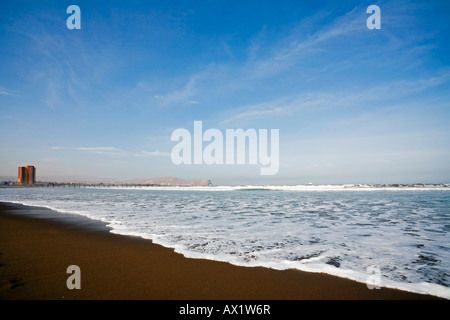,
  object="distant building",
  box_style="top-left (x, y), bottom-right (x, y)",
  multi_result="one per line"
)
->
top-left (18, 165), bottom-right (36, 185)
